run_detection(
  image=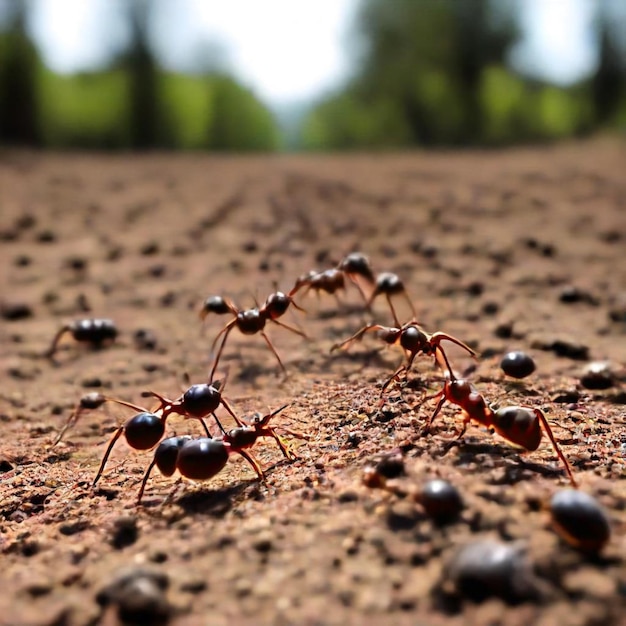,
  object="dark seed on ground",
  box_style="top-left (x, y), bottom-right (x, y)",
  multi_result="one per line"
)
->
top-left (1, 302), bottom-right (33, 321)
top-left (110, 516), bottom-right (139, 549)
top-left (441, 539), bottom-right (538, 604)
top-left (500, 351), bottom-right (536, 379)
top-left (550, 490), bottom-right (610, 552)
top-left (580, 361), bottom-right (615, 390)
top-left (416, 479), bottom-right (463, 523)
